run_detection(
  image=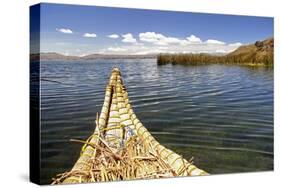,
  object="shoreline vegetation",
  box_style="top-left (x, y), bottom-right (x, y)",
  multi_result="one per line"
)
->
top-left (157, 38), bottom-right (273, 66)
